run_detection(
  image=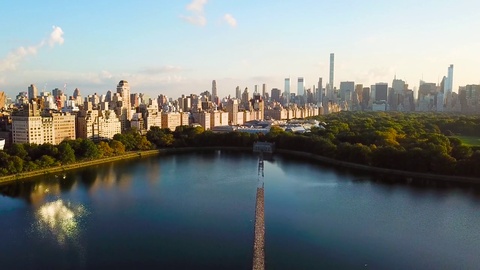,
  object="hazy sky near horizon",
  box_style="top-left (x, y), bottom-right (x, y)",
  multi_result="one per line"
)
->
top-left (1, 0), bottom-right (479, 99)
